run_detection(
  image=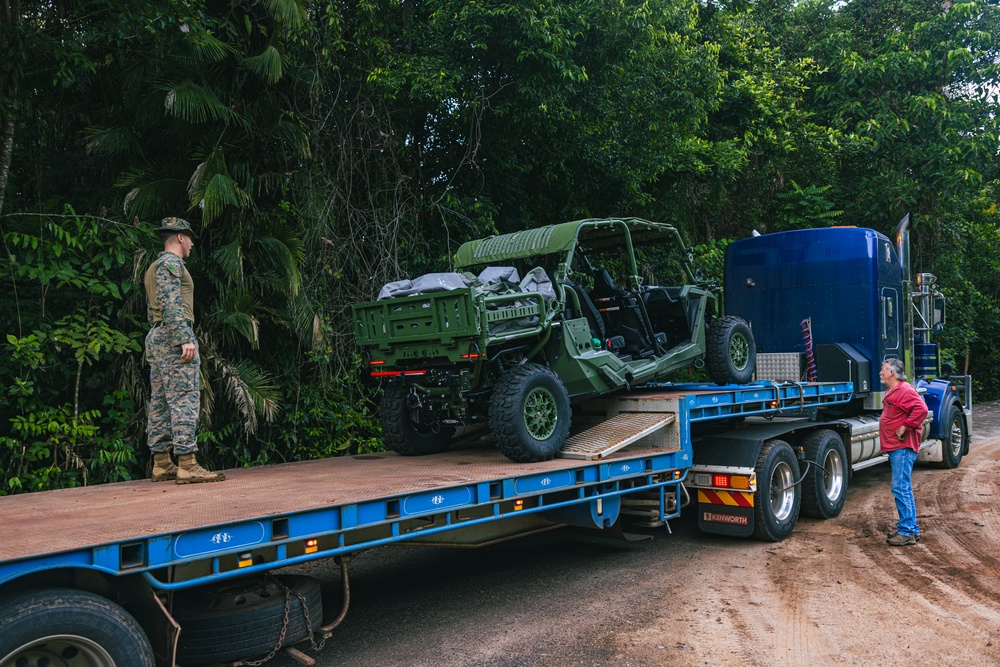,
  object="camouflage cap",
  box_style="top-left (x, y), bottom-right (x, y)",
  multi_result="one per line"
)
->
top-left (155, 217), bottom-right (197, 238)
